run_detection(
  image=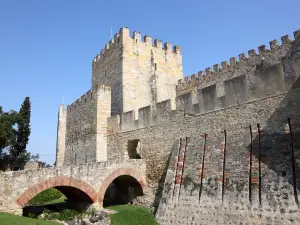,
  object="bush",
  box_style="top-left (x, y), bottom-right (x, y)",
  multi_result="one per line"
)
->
top-left (29, 188), bottom-right (64, 205)
top-left (42, 209), bottom-right (84, 221)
